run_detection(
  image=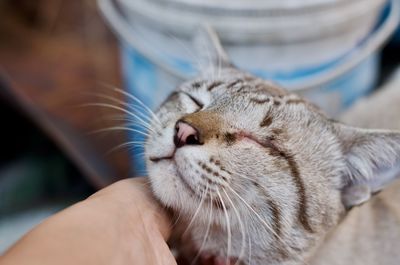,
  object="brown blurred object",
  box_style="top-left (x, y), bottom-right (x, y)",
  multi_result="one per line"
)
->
top-left (0, 0), bottom-right (132, 188)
